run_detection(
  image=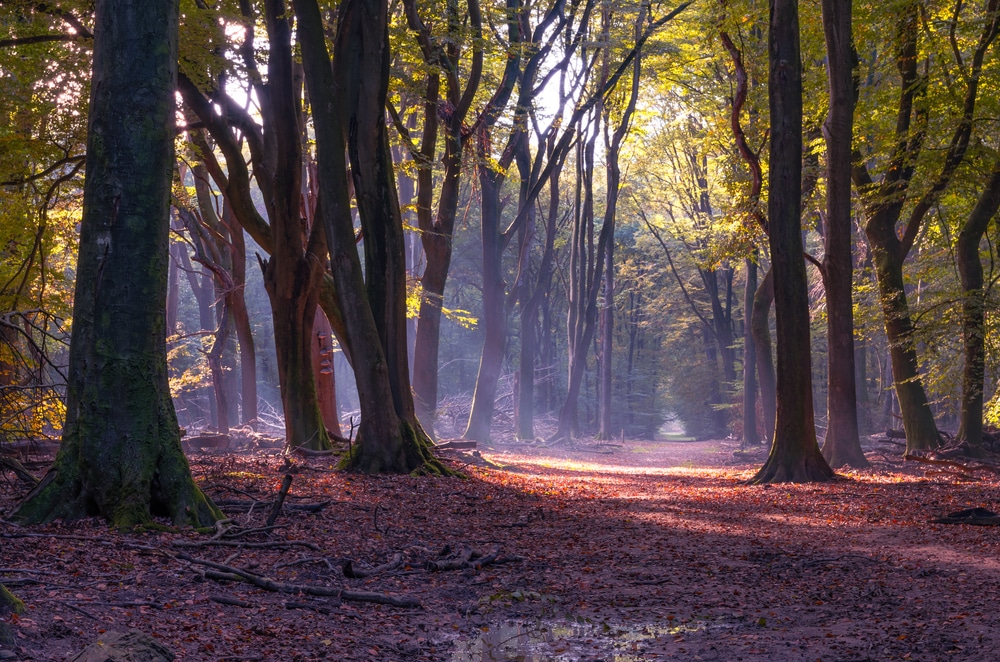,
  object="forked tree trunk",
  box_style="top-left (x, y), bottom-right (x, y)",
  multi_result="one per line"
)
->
top-left (295, 0), bottom-right (448, 474)
top-left (261, 0), bottom-right (330, 453)
top-left (751, 0), bottom-right (833, 483)
top-left (12, 0), bottom-right (220, 527)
